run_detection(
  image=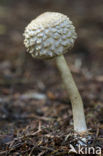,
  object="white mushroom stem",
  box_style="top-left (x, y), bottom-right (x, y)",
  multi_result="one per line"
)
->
top-left (56, 55), bottom-right (87, 133)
